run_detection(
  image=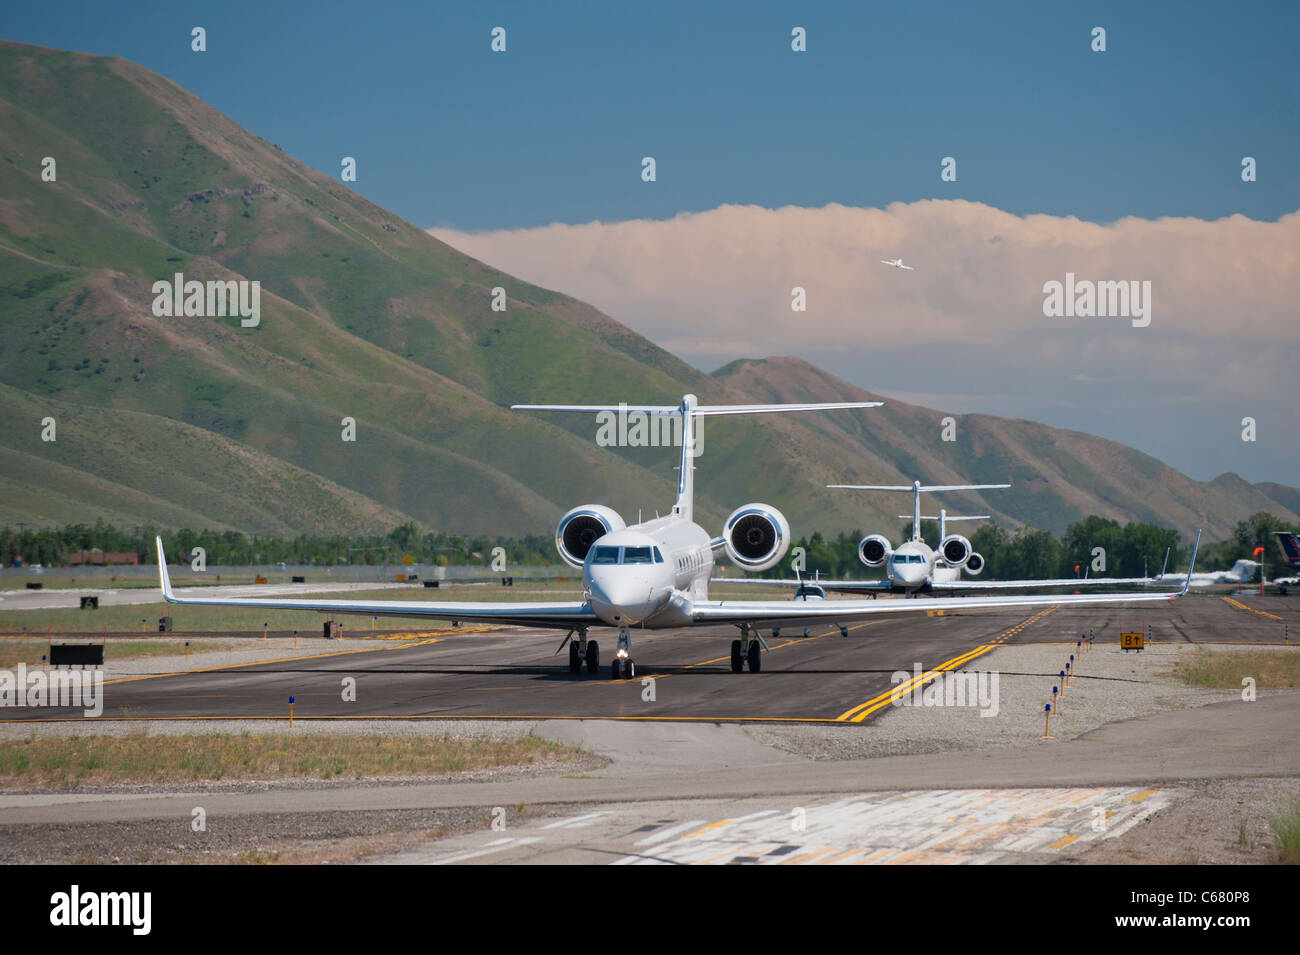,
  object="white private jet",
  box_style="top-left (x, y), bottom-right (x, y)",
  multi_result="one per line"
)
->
top-left (1151, 559), bottom-right (1258, 587)
top-left (881, 258), bottom-right (914, 270)
top-left (717, 480), bottom-right (1165, 596)
top-left (153, 397), bottom-right (1200, 677)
